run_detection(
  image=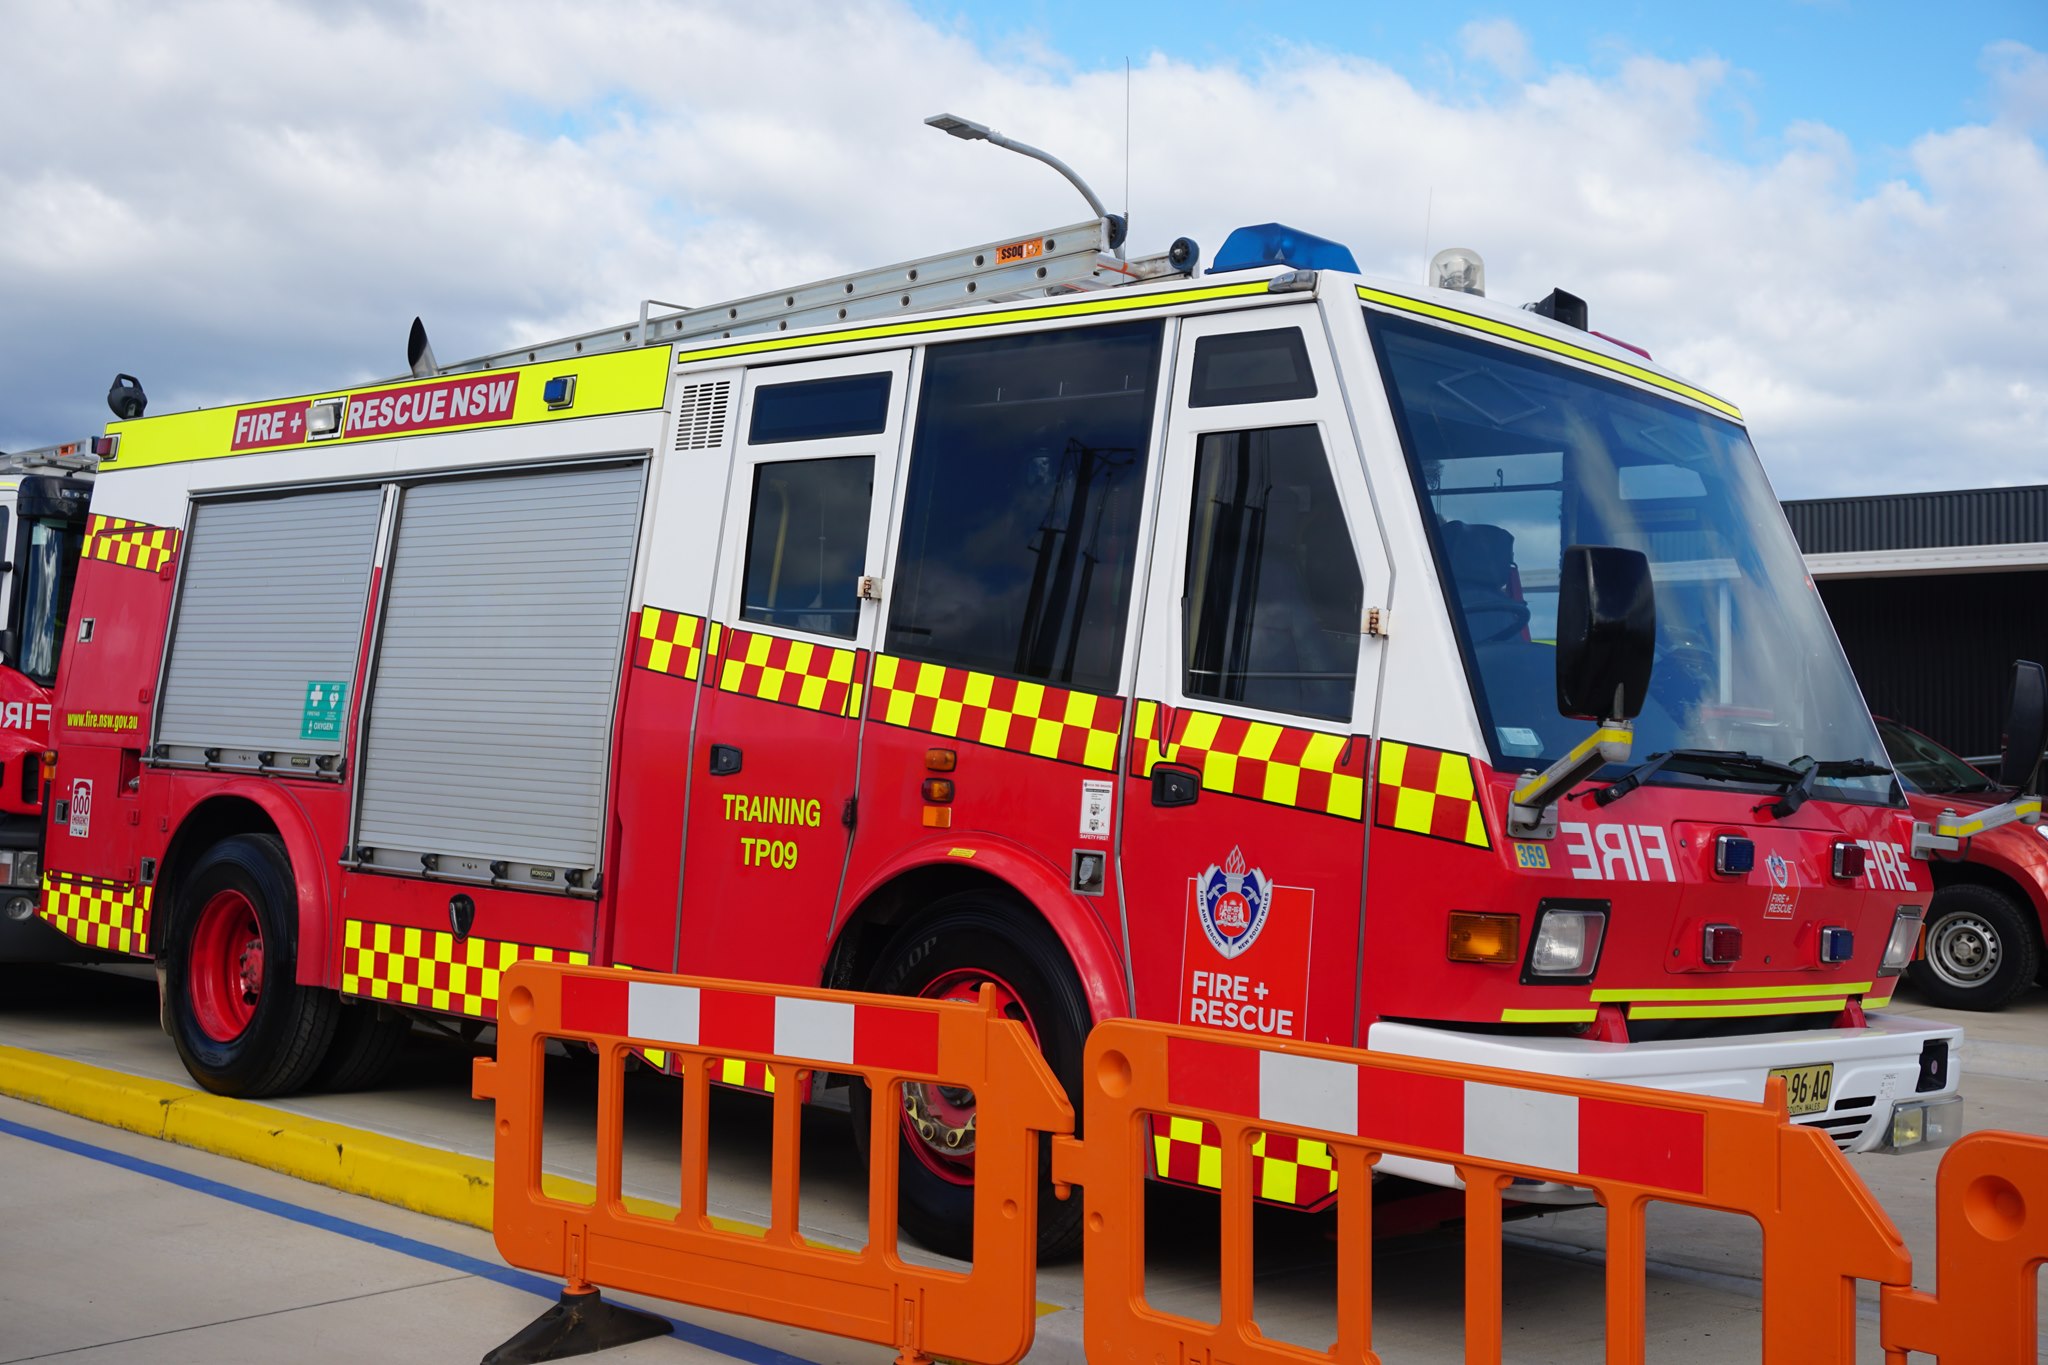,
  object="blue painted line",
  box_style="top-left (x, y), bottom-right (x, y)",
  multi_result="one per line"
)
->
top-left (0, 1112), bottom-right (823, 1365)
